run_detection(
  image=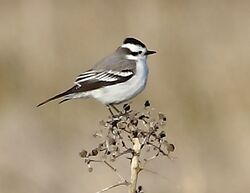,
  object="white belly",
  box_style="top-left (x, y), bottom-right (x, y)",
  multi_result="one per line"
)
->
top-left (88, 59), bottom-right (148, 104)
